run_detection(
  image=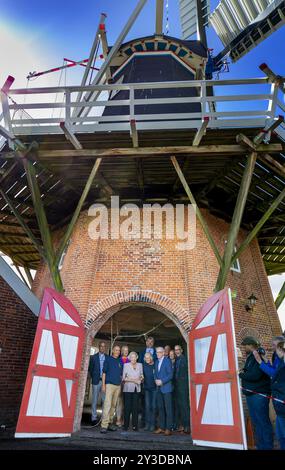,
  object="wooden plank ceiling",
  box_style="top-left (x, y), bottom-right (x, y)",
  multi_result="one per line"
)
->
top-left (0, 128), bottom-right (285, 275)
